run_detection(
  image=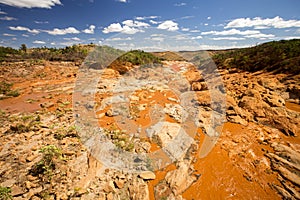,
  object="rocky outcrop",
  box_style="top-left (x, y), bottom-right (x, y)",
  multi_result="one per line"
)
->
top-left (267, 143), bottom-right (300, 199)
top-left (165, 160), bottom-right (197, 195)
top-left (223, 70), bottom-right (300, 136)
